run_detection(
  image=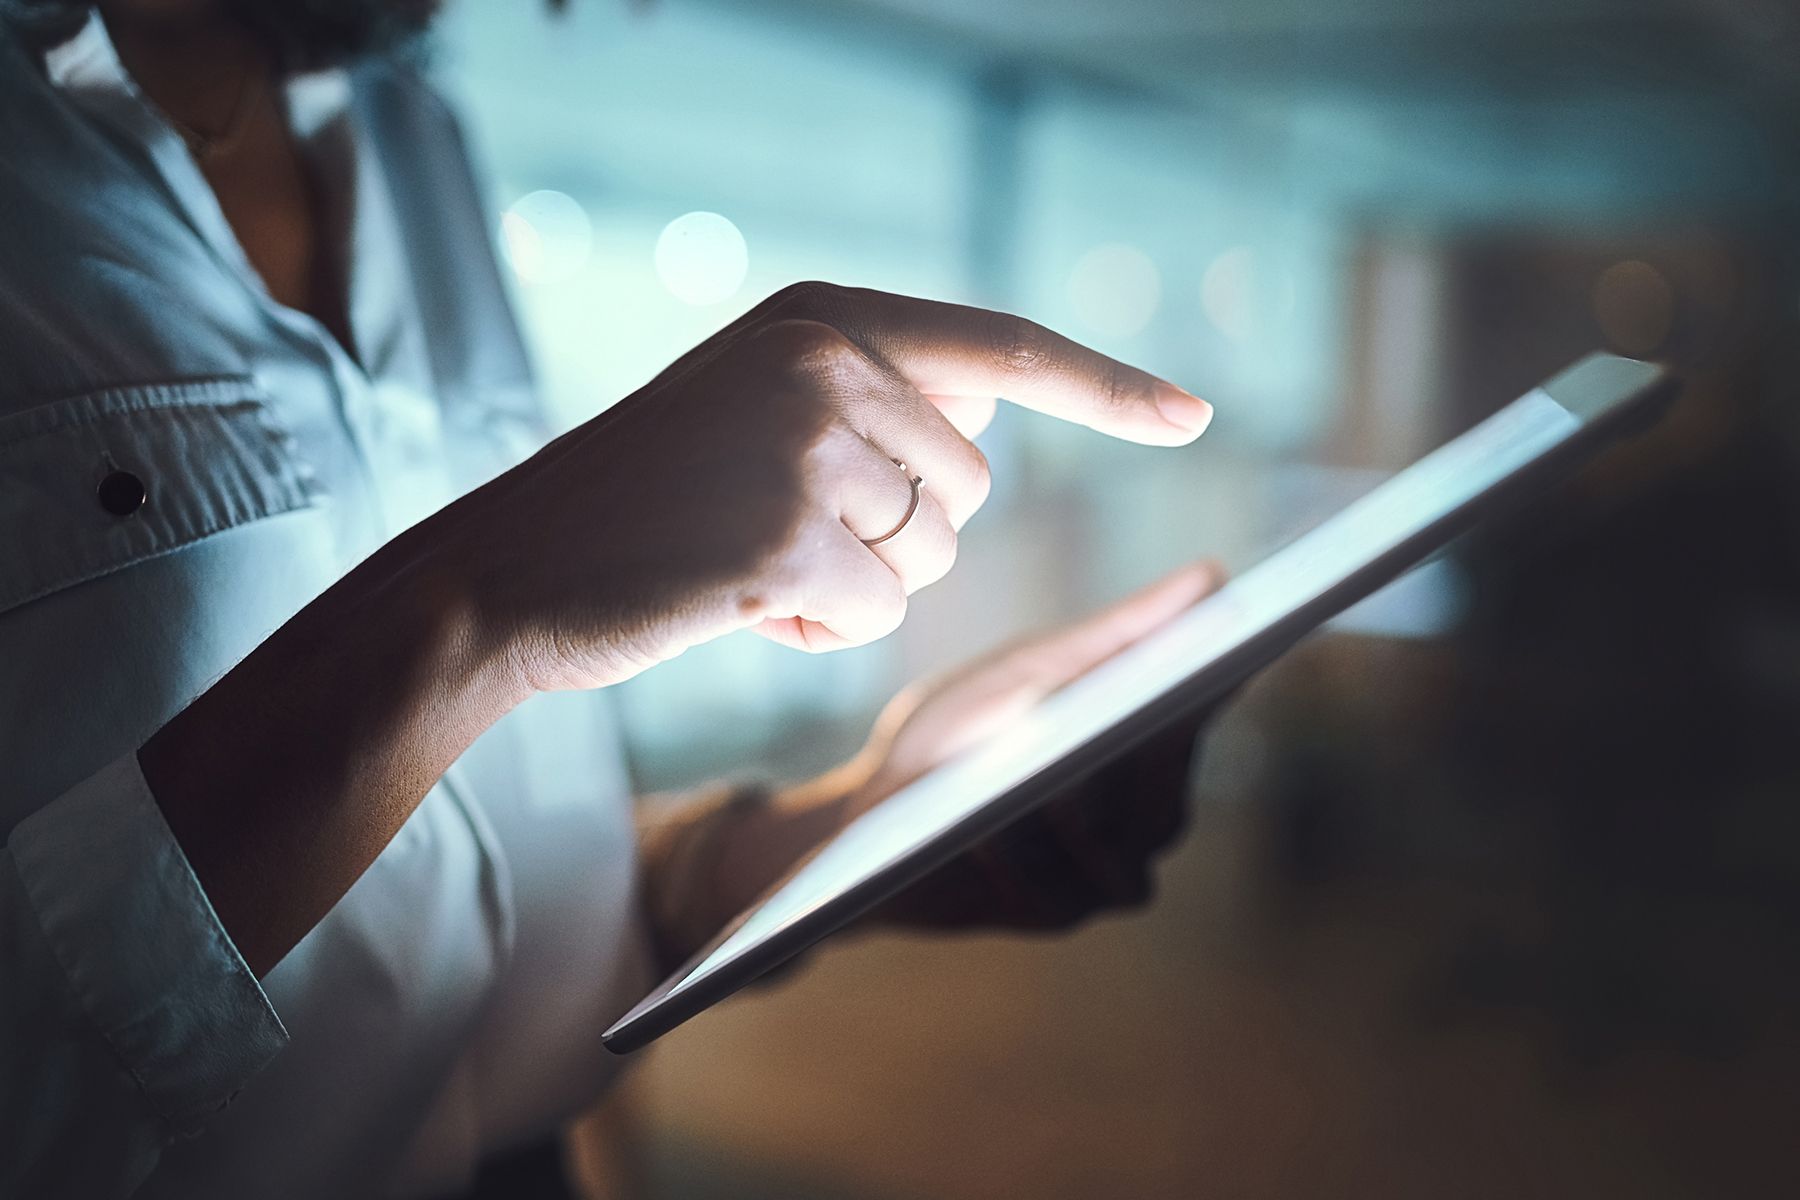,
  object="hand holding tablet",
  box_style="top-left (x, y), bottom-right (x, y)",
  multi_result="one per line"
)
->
top-left (844, 560), bottom-right (1226, 932)
top-left (604, 353), bottom-right (1677, 1053)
